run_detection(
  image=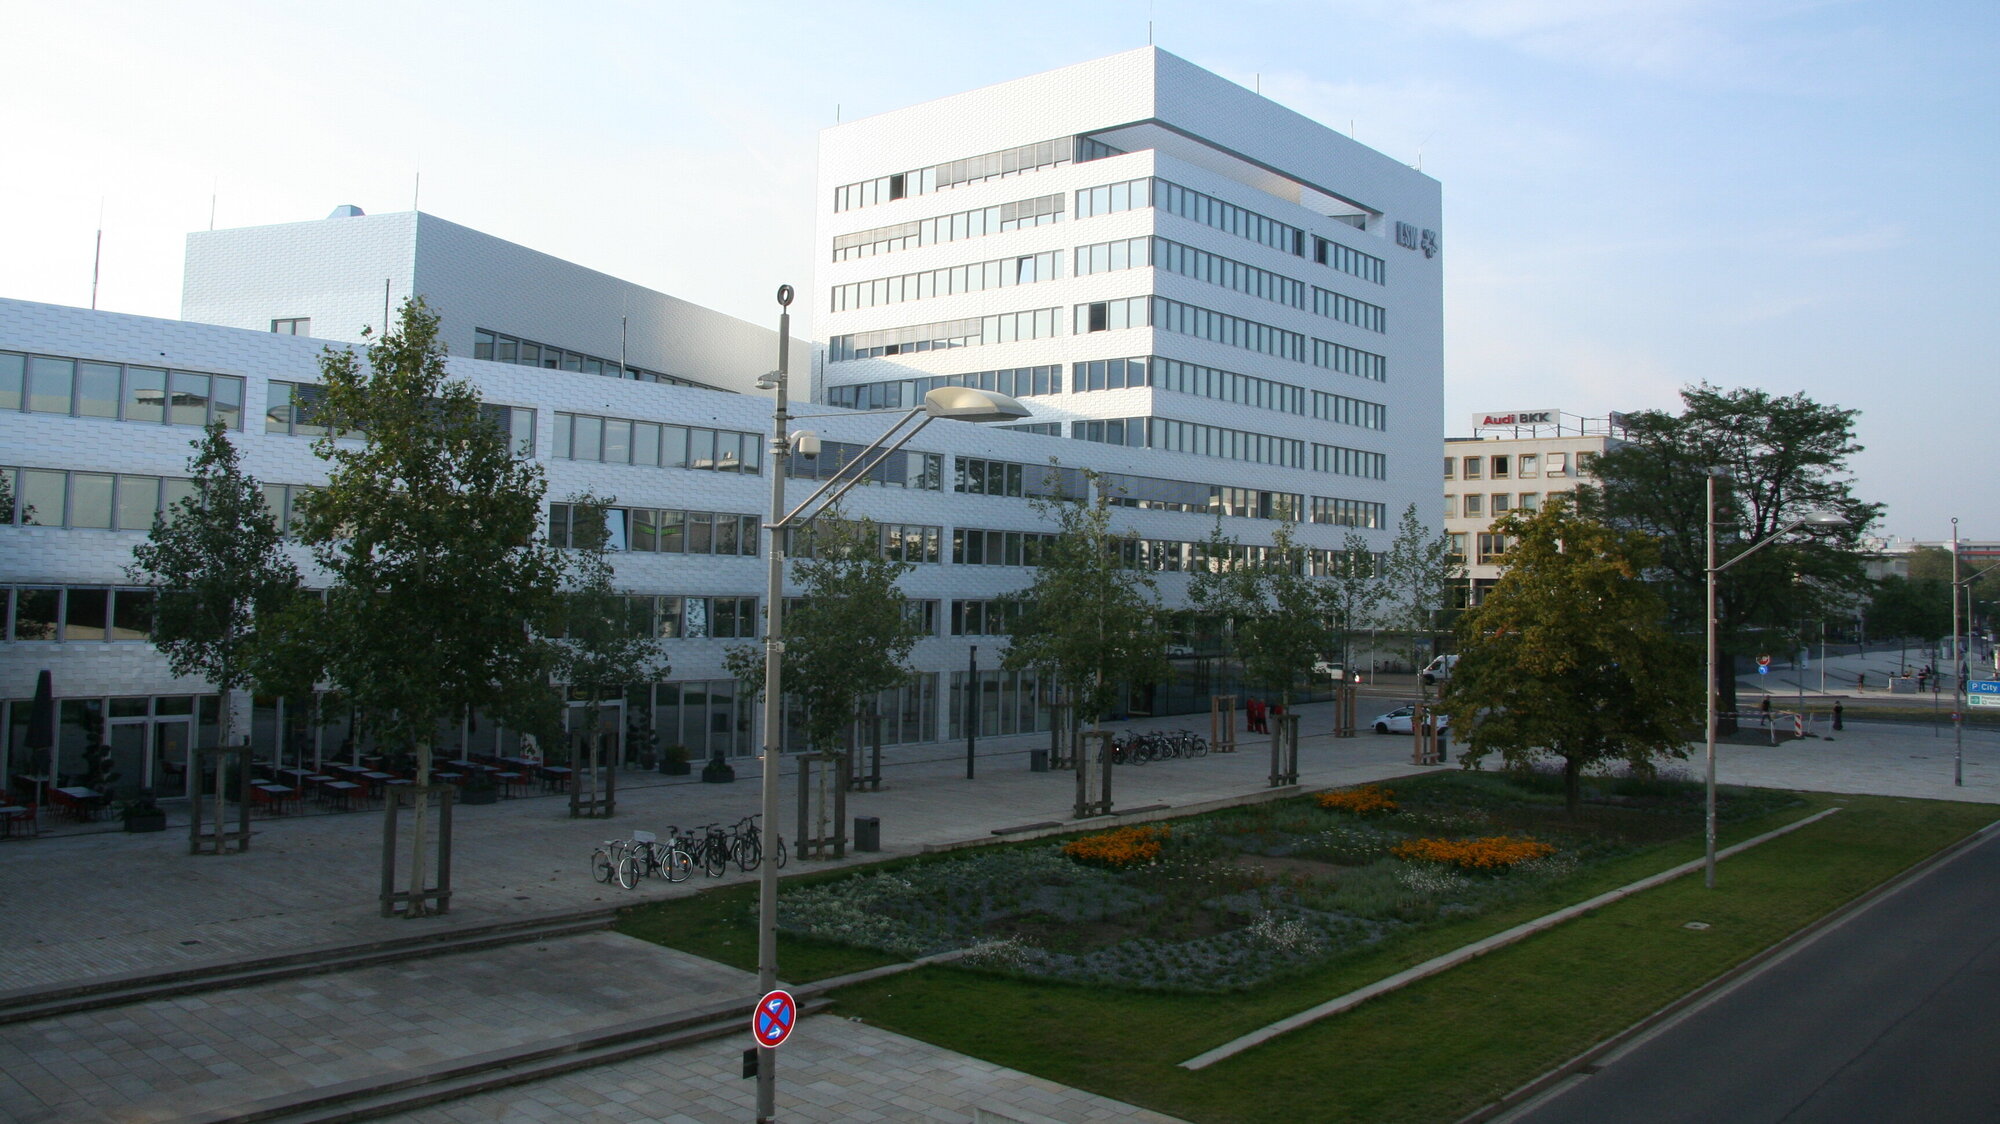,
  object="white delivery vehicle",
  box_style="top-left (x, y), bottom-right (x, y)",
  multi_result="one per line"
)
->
top-left (1420, 654), bottom-right (1459, 685)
